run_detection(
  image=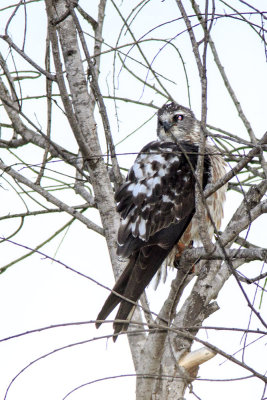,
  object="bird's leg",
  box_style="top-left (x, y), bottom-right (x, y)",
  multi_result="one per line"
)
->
top-left (174, 240), bottom-right (194, 270)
